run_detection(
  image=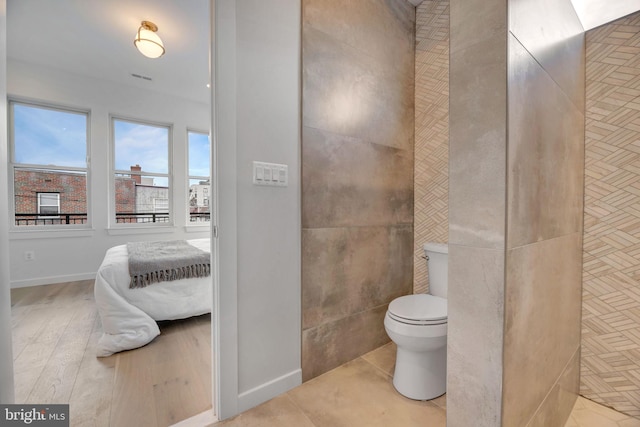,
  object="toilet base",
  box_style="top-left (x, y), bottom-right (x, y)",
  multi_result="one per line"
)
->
top-left (392, 344), bottom-right (446, 400)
